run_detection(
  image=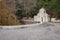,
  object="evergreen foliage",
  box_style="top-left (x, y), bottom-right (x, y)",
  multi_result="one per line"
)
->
top-left (37, 0), bottom-right (60, 18)
top-left (16, 4), bottom-right (24, 19)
